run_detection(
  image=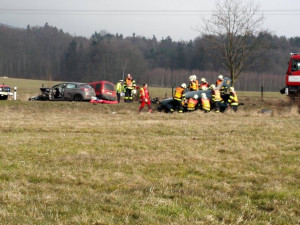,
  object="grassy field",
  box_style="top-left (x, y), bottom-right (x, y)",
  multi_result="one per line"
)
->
top-left (0, 78), bottom-right (299, 224)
